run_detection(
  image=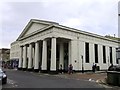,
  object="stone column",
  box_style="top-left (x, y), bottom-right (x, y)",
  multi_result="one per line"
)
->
top-left (68, 41), bottom-right (71, 65)
top-left (34, 41), bottom-right (40, 72)
top-left (18, 46), bottom-right (23, 70)
top-left (106, 46), bottom-right (110, 68)
top-left (22, 45), bottom-right (27, 70)
top-left (59, 42), bottom-right (64, 69)
top-left (50, 37), bottom-right (57, 72)
top-left (28, 43), bottom-right (32, 71)
top-left (32, 46), bottom-right (35, 68)
top-left (71, 40), bottom-right (78, 70)
top-left (41, 40), bottom-right (47, 72)
top-left (112, 47), bottom-right (116, 65)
